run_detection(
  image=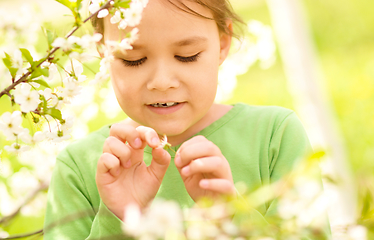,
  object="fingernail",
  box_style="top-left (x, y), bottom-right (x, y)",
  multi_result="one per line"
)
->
top-left (200, 179), bottom-right (209, 189)
top-left (182, 166), bottom-right (190, 176)
top-left (175, 153), bottom-right (181, 167)
top-left (134, 138), bottom-right (141, 148)
top-left (152, 137), bottom-right (159, 146)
